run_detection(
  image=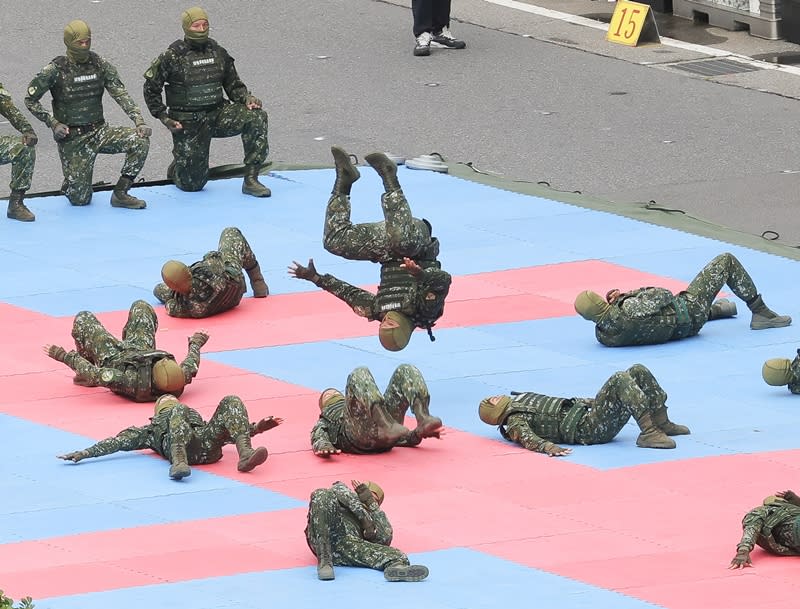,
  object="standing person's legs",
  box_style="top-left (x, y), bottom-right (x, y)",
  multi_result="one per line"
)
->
top-left (171, 116), bottom-right (212, 192)
top-left (430, 0), bottom-right (466, 49)
top-left (211, 103), bottom-right (271, 197)
top-left (93, 124), bottom-right (149, 209)
top-left (58, 133), bottom-right (99, 205)
top-left (0, 134), bottom-right (36, 221)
